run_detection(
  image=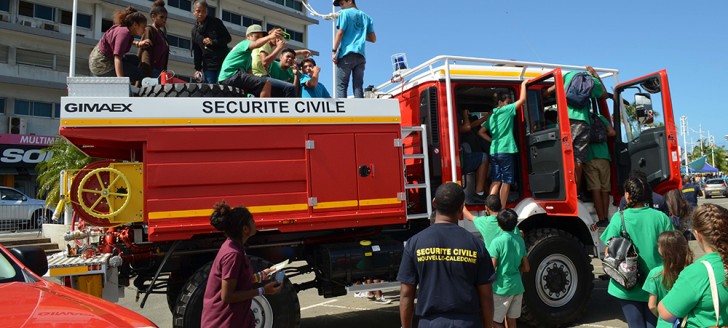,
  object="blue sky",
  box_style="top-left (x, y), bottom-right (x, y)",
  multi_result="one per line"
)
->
top-left (306, 0), bottom-right (728, 147)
